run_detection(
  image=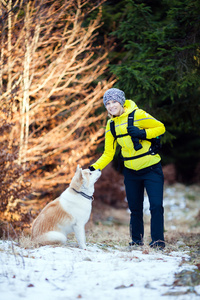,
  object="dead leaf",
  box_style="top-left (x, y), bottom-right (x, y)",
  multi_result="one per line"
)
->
top-left (196, 264), bottom-right (200, 271)
top-left (115, 284), bottom-right (134, 289)
top-left (142, 249), bottom-right (149, 254)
